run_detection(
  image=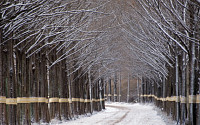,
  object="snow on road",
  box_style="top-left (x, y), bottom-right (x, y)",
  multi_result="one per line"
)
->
top-left (52, 102), bottom-right (175, 125)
